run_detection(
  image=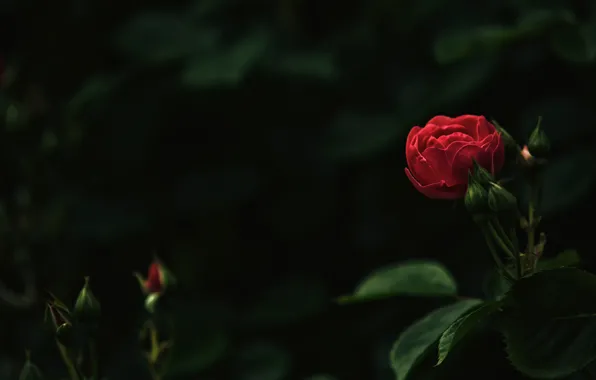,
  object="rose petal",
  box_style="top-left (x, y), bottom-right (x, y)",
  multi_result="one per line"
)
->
top-left (426, 136), bottom-right (444, 148)
top-left (427, 115), bottom-right (454, 126)
top-left (405, 168), bottom-right (466, 199)
top-left (406, 126), bottom-right (422, 149)
top-left (476, 116), bottom-right (496, 140)
top-left (448, 114), bottom-right (489, 139)
top-left (406, 150), bottom-right (441, 185)
top-left (440, 132), bottom-right (474, 148)
top-left (417, 124), bottom-right (468, 151)
top-left (449, 143), bottom-right (493, 183)
top-left (489, 131), bottom-right (505, 175)
top-left (418, 147), bottom-right (459, 186)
